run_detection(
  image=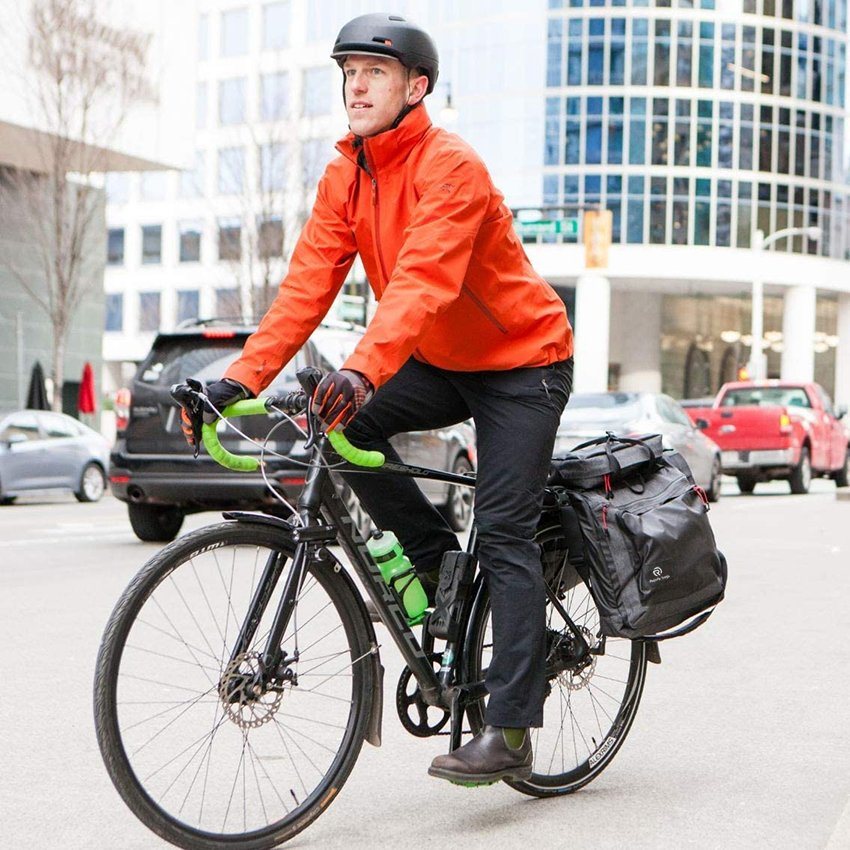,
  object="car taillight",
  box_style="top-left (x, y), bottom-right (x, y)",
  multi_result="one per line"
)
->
top-left (202, 330), bottom-right (236, 339)
top-left (779, 412), bottom-right (793, 434)
top-left (114, 387), bottom-right (131, 433)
